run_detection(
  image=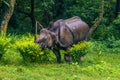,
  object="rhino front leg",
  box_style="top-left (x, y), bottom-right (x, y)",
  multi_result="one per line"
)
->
top-left (53, 50), bottom-right (61, 63)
